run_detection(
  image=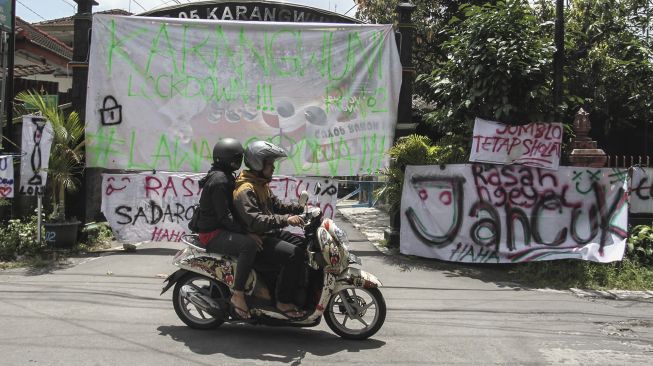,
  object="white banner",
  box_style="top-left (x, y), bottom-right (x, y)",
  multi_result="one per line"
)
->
top-left (19, 115), bottom-right (54, 196)
top-left (101, 172), bottom-right (337, 243)
top-left (400, 164), bottom-right (629, 263)
top-left (630, 167), bottom-right (653, 214)
top-left (0, 155), bottom-right (14, 198)
top-left (470, 118), bottom-right (563, 170)
top-left (86, 15), bottom-right (401, 176)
